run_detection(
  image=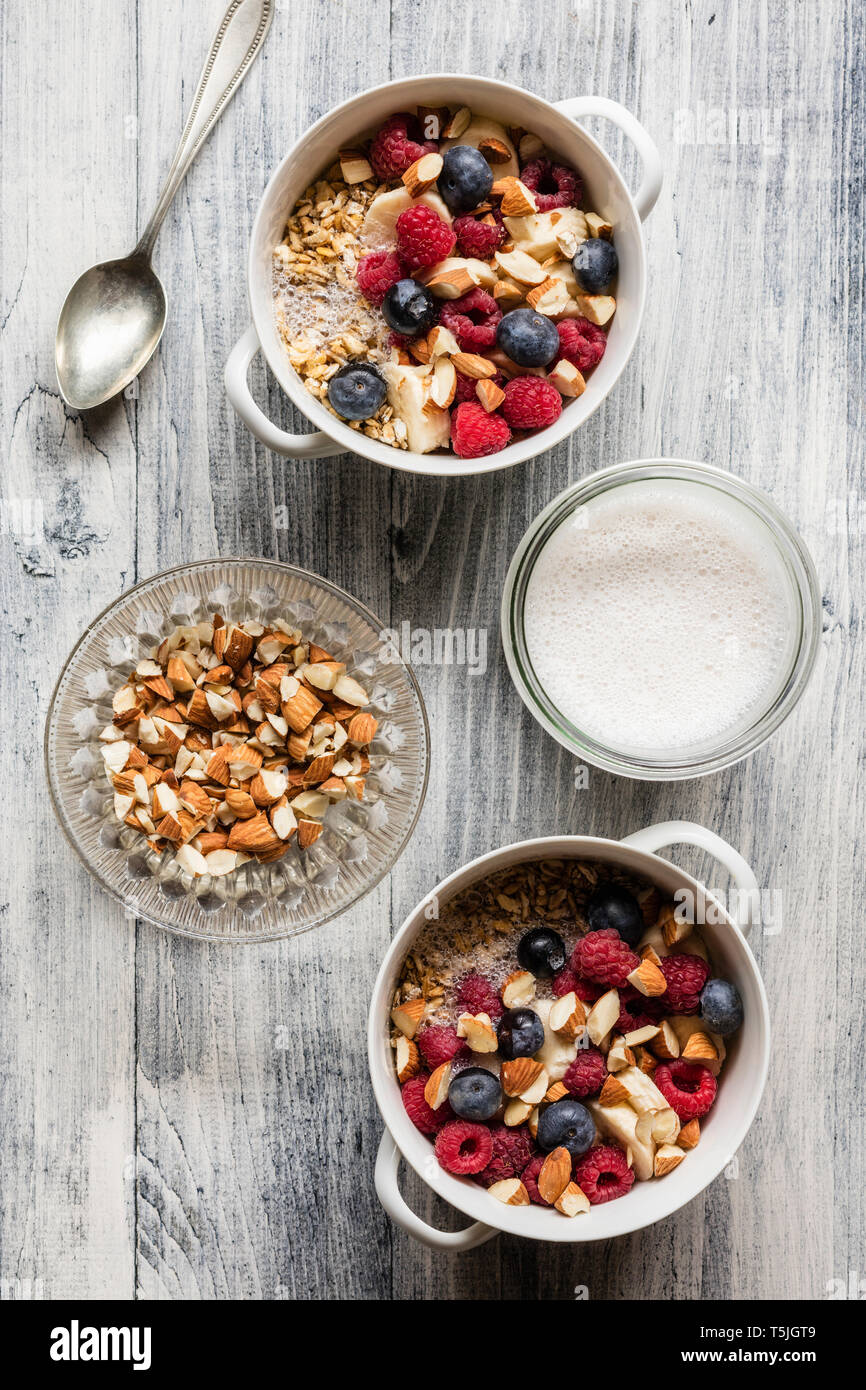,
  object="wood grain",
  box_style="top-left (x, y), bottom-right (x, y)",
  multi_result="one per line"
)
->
top-left (0, 0), bottom-right (861, 1300)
